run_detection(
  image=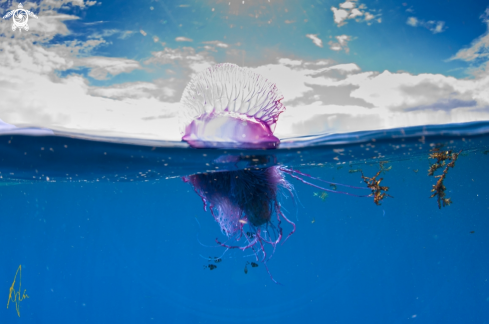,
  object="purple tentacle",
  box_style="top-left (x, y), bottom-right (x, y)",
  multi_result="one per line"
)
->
top-left (281, 167), bottom-right (370, 190)
top-left (284, 171), bottom-right (372, 198)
